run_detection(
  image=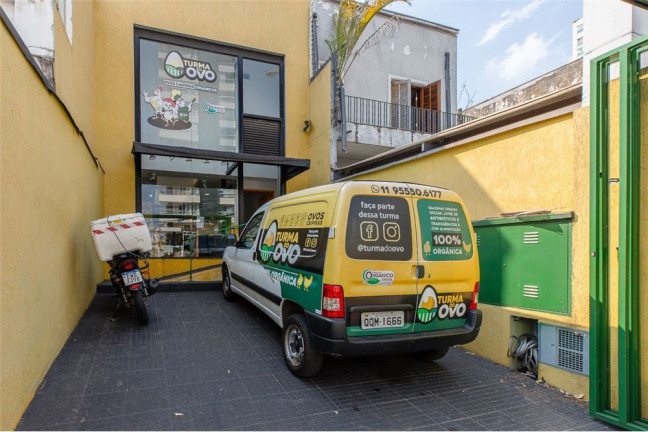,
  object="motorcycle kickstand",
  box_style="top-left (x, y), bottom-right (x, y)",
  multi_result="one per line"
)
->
top-left (111, 300), bottom-right (123, 322)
